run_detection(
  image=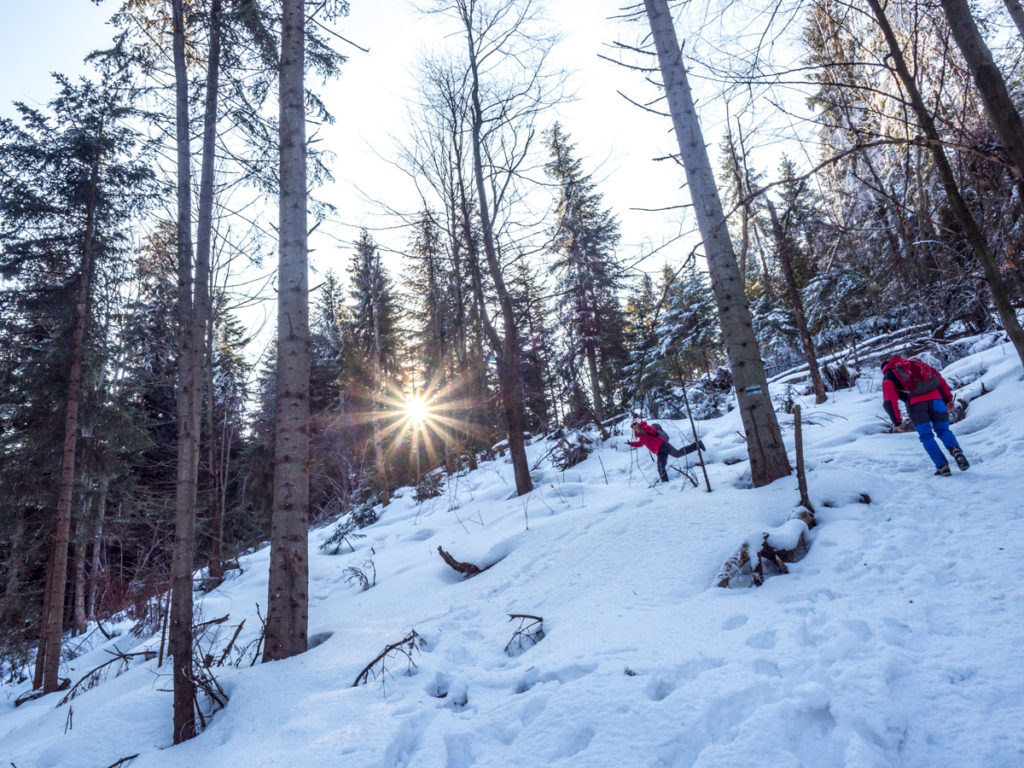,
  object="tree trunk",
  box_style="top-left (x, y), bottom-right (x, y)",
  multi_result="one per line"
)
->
top-left (198, 0), bottom-right (223, 586)
top-left (464, 21), bottom-right (533, 496)
top-left (942, 0), bottom-right (1024, 181)
top-left (72, 495), bottom-right (92, 635)
top-left (169, 0), bottom-right (199, 743)
top-left (867, 0), bottom-right (1024, 371)
top-left (1002, 0), bottom-right (1024, 44)
top-left (644, 0), bottom-right (790, 486)
top-left (765, 198), bottom-right (827, 404)
top-left (87, 474), bottom-right (109, 621)
top-left (585, 341), bottom-right (605, 422)
top-left (206, 315), bottom-right (223, 583)
top-left (371, 251), bottom-right (390, 506)
top-left (35, 146), bottom-right (101, 693)
top-left (264, 0), bottom-right (310, 663)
